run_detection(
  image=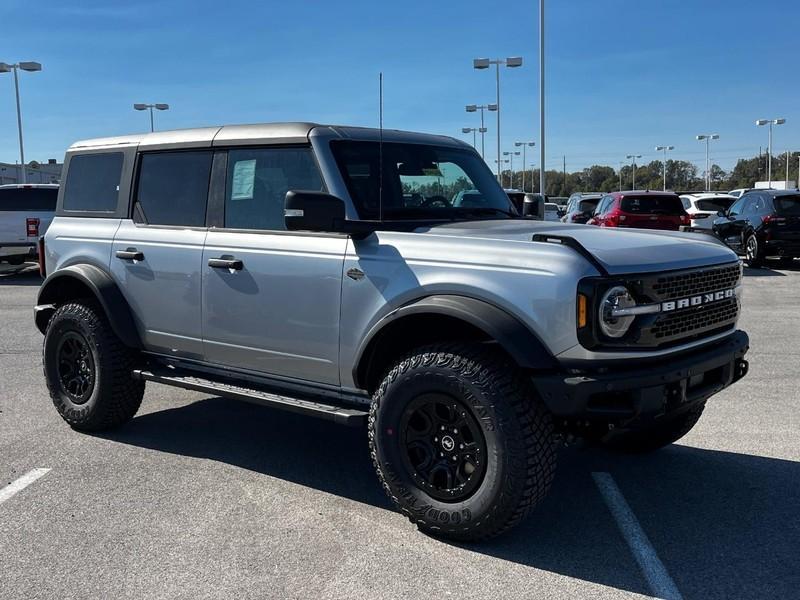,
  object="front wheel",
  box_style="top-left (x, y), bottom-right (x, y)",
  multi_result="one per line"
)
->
top-left (369, 344), bottom-right (557, 541)
top-left (43, 301), bottom-right (145, 431)
top-left (744, 234), bottom-right (764, 268)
